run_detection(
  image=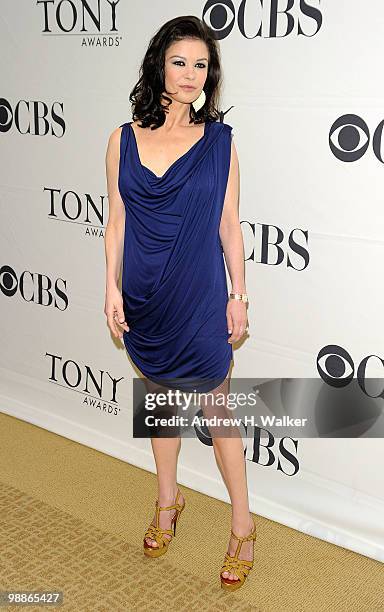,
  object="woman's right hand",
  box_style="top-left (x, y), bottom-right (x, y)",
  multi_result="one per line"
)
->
top-left (104, 285), bottom-right (130, 339)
